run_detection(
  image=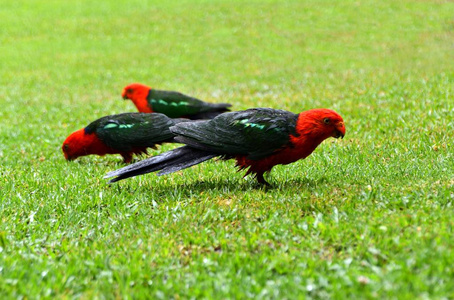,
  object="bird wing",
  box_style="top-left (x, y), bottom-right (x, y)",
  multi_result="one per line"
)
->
top-left (171, 108), bottom-right (299, 160)
top-left (85, 113), bottom-right (177, 151)
top-left (147, 89), bottom-right (230, 118)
